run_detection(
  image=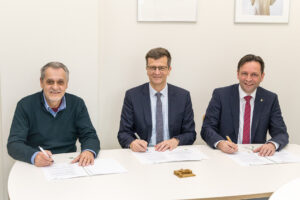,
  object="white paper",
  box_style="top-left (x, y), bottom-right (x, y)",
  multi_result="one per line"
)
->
top-left (43, 163), bottom-right (87, 180)
top-left (267, 151), bottom-right (300, 164)
top-left (138, 0), bottom-right (198, 22)
top-left (84, 159), bottom-right (128, 175)
top-left (227, 149), bottom-right (300, 166)
top-left (43, 158), bottom-right (127, 180)
top-left (227, 151), bottom-right (273, 166)
top-left (132, 147), bottom-right (207, 164)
